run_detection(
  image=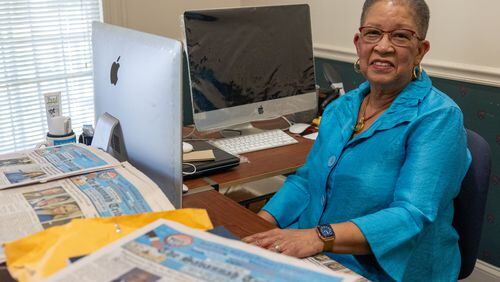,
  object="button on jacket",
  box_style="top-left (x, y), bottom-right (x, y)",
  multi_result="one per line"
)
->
top-left (263, 71), bottom-right (471, 281)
